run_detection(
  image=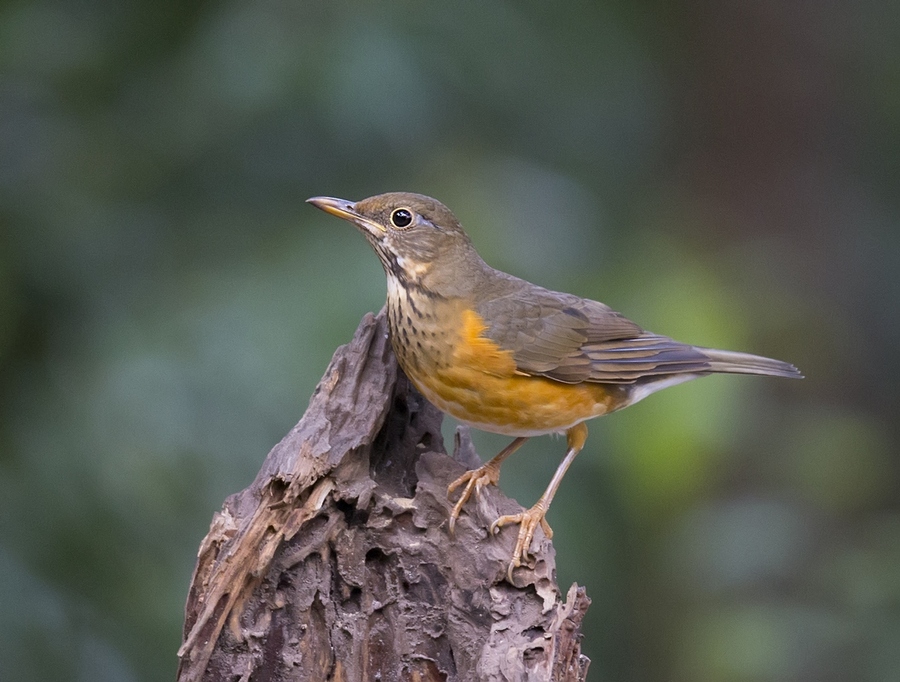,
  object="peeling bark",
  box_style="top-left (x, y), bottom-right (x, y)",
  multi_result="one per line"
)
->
top-left (178, 310), bottom-right (590, 681)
